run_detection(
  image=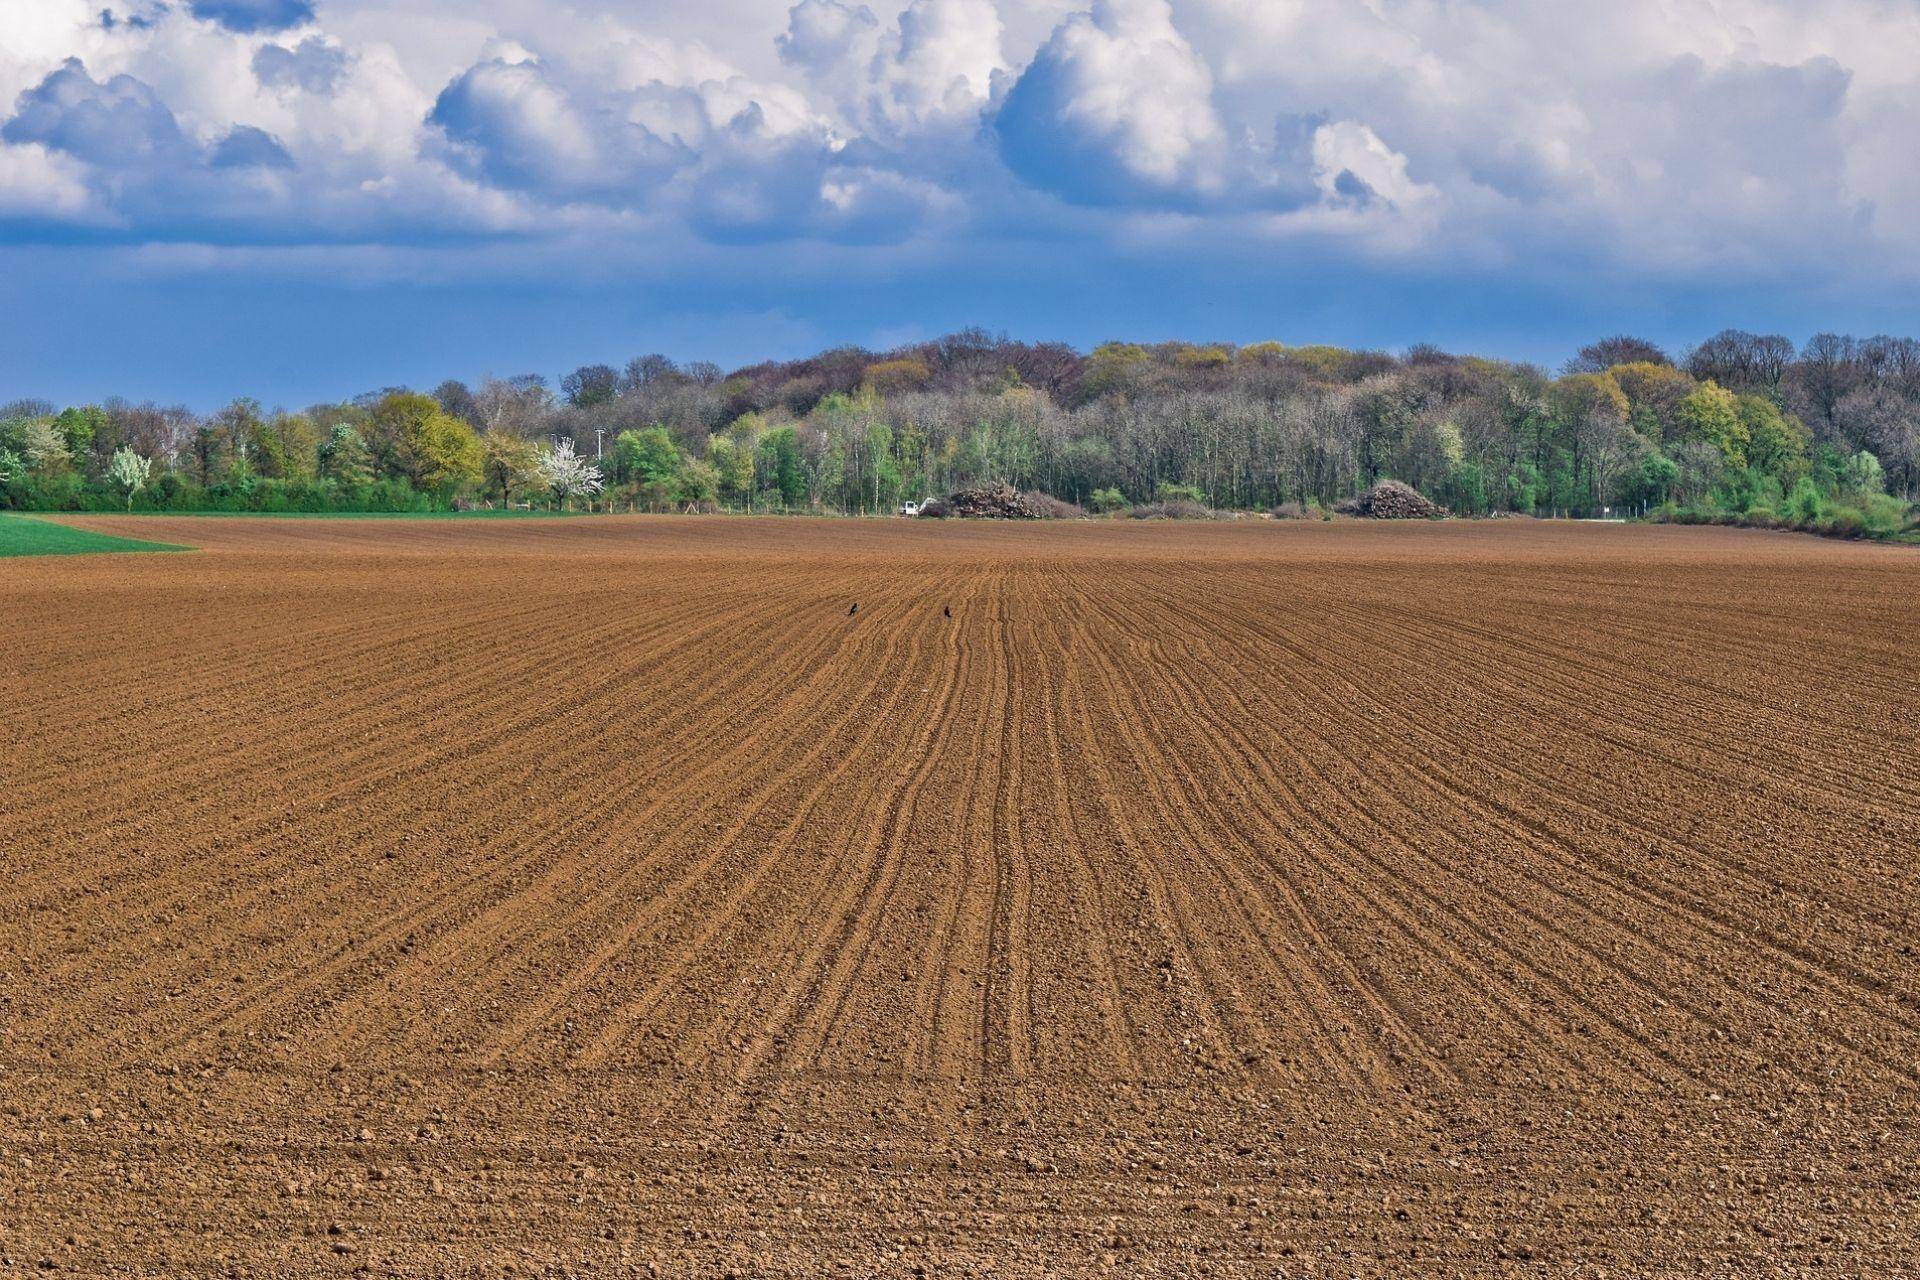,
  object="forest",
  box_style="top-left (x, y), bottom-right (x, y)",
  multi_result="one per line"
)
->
top-left (3, 329), bottom-right (1916, 538)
